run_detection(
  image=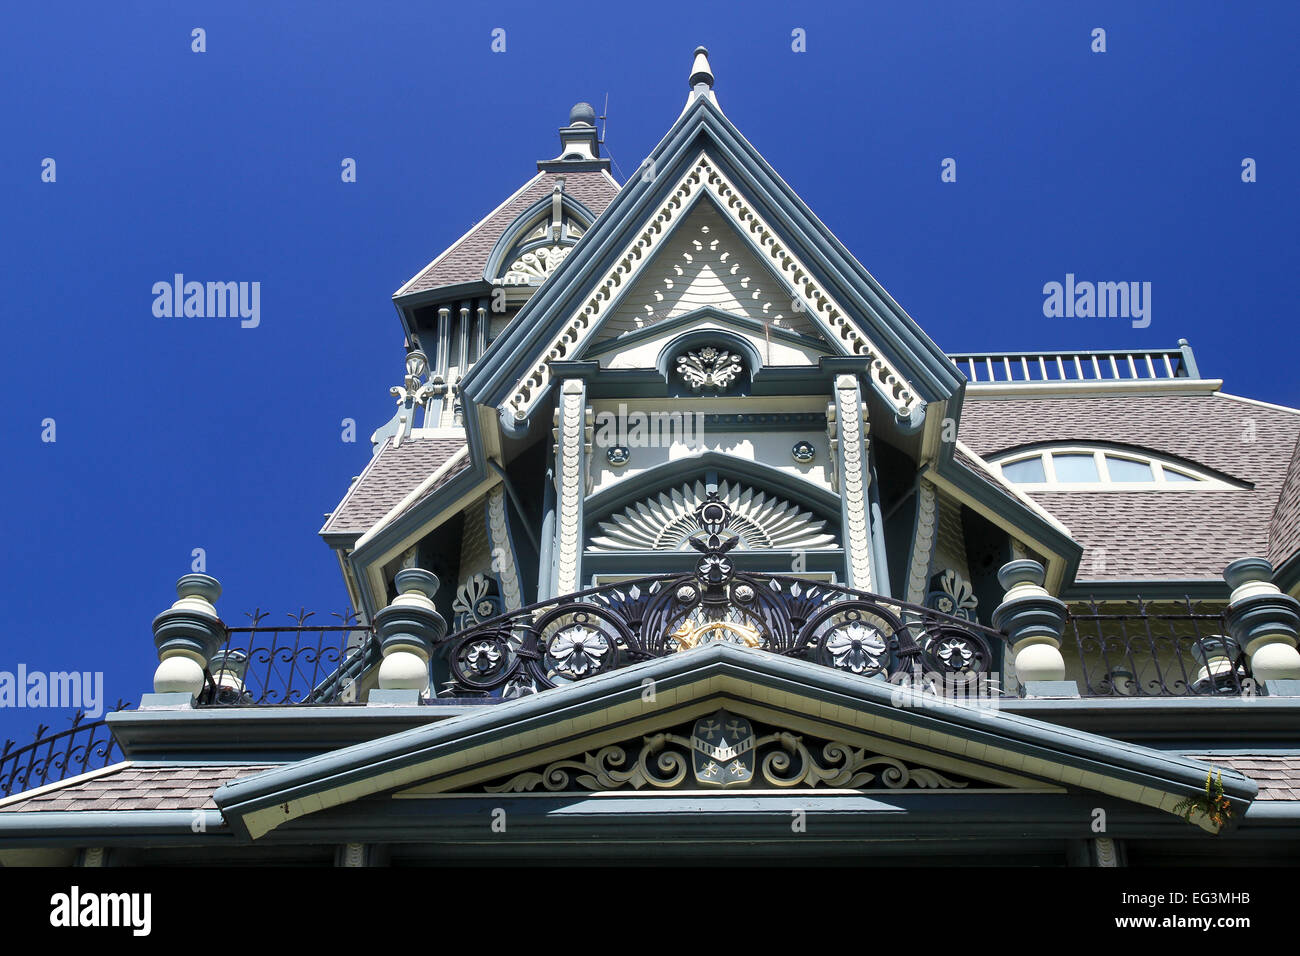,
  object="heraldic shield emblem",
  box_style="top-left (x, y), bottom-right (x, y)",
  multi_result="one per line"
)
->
top-left (690, 709), bottom-right (756, 787)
